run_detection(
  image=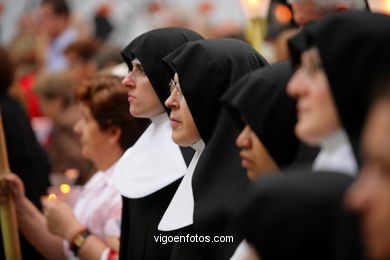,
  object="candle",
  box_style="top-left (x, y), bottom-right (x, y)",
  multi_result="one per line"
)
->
top-left (240, 0), bottom-right (271, 52)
